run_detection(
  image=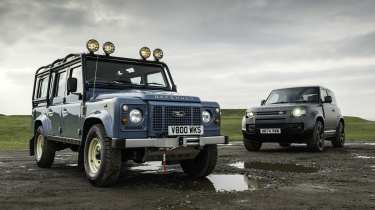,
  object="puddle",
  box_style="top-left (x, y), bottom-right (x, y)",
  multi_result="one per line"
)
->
top-left (364, 143), bottom-right (375, 146)
top-left (129, 161), bottom-right (180, 174)
top-left (66, 163), bottom-right (78, 167)
top-left (207, 174), bottom-right (256, 192)
top-left (229, 161), bottom-right (245, 169)
top-left (229, 161), bottom-right (318, 173)
top-left (353, 153), bottom-right (375, 159)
